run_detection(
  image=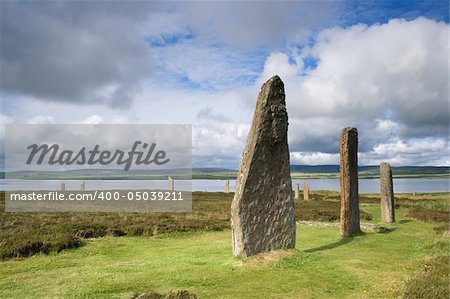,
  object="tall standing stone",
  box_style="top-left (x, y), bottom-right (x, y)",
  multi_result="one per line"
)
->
top-left (168, 176), bottom-right (174, 191)
top-left (380, 162), bottom-right (395, 223)
top-left (339, 127), bottom-right (360, 237)
top-left (60, 183), bottom-right (65, 191)
top-left (294, 183), bottom-right (300, 200)
top-left (225, 180), bottom-right (230, 193)
top-left (303, 183), bottom-right (309, 201)
top-left (80, 181), bottom-right (85, 191)
top-left (231, 75), bottom-right (296, 257)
